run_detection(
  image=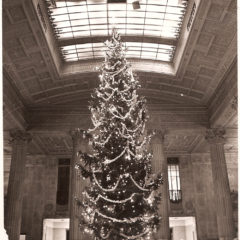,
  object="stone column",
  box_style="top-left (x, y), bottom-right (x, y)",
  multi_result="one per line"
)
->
top-left (5, 130), bottom-right (31, 240)
top-left (205, 128), bottom-right (235, 240)
top-left (151, 130), bottom-right (170, 240)
top-left (69, 129), bottom-right (90, 240)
